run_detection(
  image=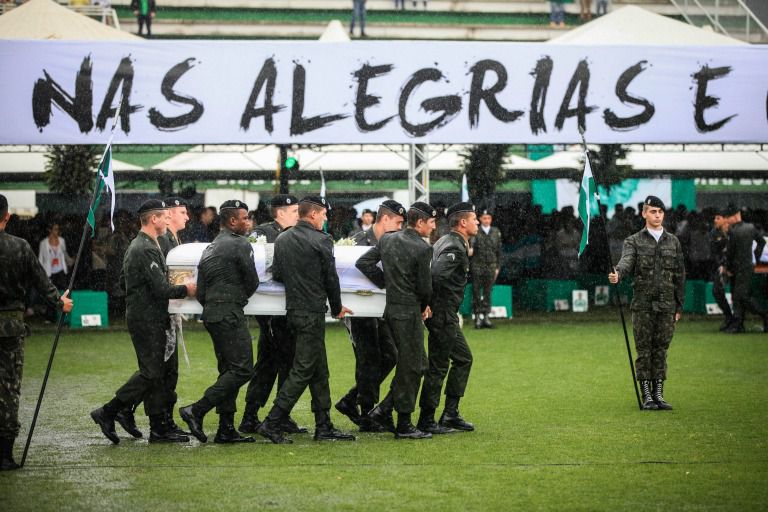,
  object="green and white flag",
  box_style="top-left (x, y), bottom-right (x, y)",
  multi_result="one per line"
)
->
top-left (578, 152), bottom-right (597, 258)
top-left (87, 141), bottom-right (116, 236)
